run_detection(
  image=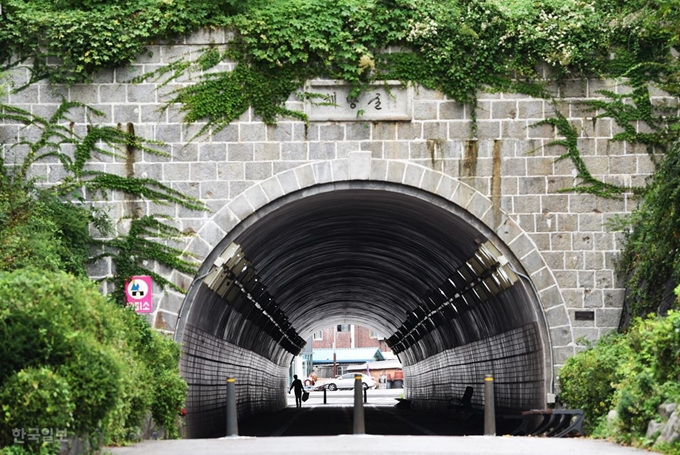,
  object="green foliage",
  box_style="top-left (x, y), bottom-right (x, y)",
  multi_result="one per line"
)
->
top-left (0, 445), bottom-right (58, 455)
top-left (613, 312), bottom-right (680, 438)
top-left (131, 0), bottom-right (678, 142)
top-left (559, 334), bottom-right (627, 432)
top-left (0, 101), bottom-right (207, 298)
top-left (0, 103), bottom-right (105, 275)
top-left (0, 268), bottom-right (110, 385)
top-left (0, 0), bottom-right (676, 129)
top-left (229, 0), bottom-right (402, 80)
top-left (536, 111), bottom-right (639, 198)
top-left (150, 366), bottom-right (187, 434)
top-left (0, 0), bottom-right (244, 86)
top-left (559, 312), bottom-right (680, 450)
top-left (169, 61), bottom-right (309, 133)
top-left (57, 336), bottom-right (122, 435)
top-left (529, 4), bottom-right (680, 324)
top-left (99, 305), bottom-right (187, 442)
top-left (96, 216), bottom-right (200, 304)
top-left (603, 83), bottom-right (680, 321)
top-left (1, 0), bottom-right (679, 181)
top-left (4, 0), bottom-right (669, 132)
top-left (0, 173), bottom-right (91, 275)
top-left (613, 137), bottom-right (680, 320)
top-left (0, 367), bottom-right (75, 444)
top-left (0, 269), bottom-right (187, 451)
